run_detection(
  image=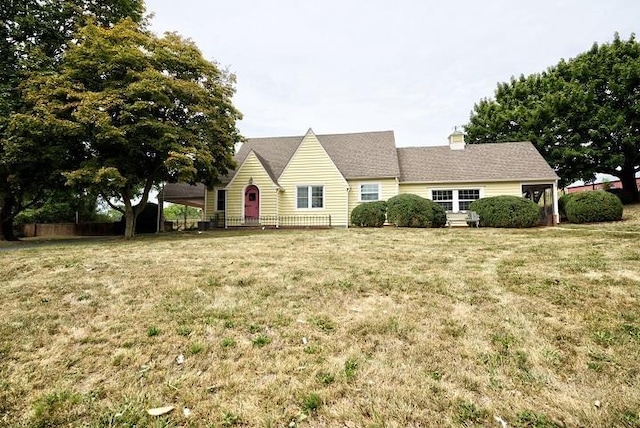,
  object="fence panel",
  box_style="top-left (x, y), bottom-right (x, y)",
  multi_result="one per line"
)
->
top-left (210, 214), bottom-right (332, 229)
